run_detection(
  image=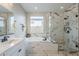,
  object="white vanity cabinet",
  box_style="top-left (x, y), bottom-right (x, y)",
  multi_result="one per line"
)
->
top-left (0, 39), bottom-right (26, 56)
